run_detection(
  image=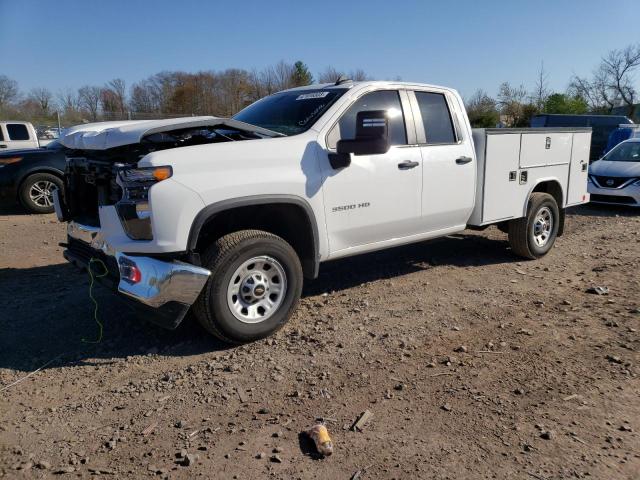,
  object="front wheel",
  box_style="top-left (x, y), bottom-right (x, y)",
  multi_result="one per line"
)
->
top-left (193, 230), bottom-right (303, 344)
top-left (508, 192), bottom-right (560, 259)
top-left (18, 173), bottom-right (63, 214)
